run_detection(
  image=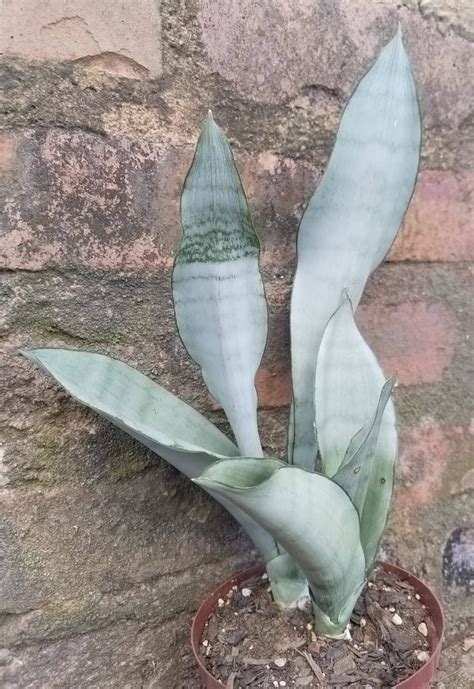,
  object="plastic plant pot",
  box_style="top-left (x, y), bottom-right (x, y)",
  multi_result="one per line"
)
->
top-left (191, 562), bottom-right (444, 689)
